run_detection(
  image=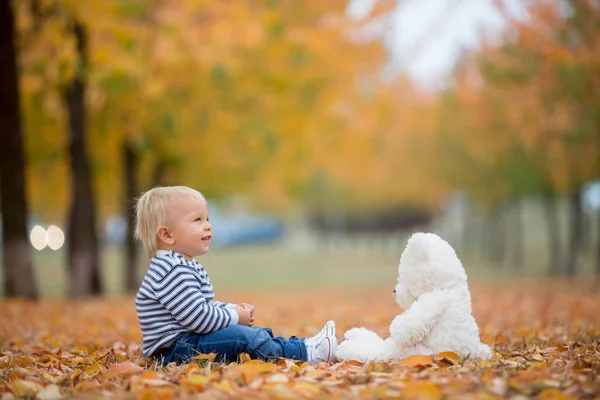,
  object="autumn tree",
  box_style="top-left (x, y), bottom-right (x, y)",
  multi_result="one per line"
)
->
top-left (0, 0), bottom-right (37, 299)
top-left (63, 14), bottom-right (101, 297)
top-left (14, 1), bottom-right (103, 296)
